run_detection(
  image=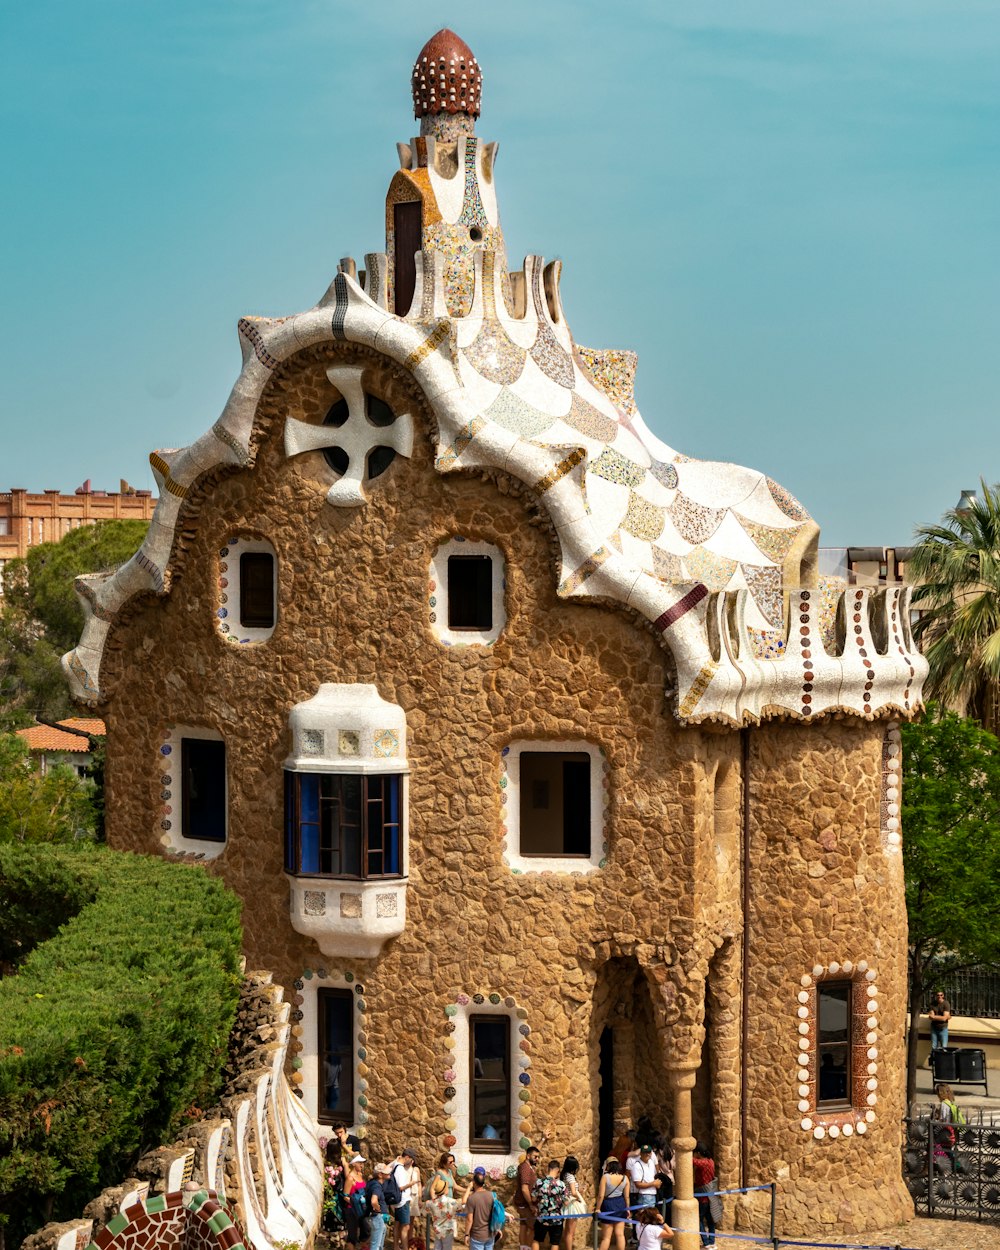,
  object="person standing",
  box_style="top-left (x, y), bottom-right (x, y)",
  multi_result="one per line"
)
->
top-left (626, 1144), bottom-right (659, 1211)
top-left (928, 991), bottom-right (952, 1055)
top-left (368, 1163), bottom-right (392, 1250)
top-left (392, 1147), bottom-right (421, 1250)
top-left (532, 1159), bottom-right (566, 1250)
top-left (559, 1156), bottom-right (586, 1250)
top-left (466, 1166), bottom-right (497, 1250)
top-left (635, 1208), bottom-right (673, 1250)
top-left (428, 1175), bottom-right (461, 1250)
top-left (343, 1152), bottom-right (368, 1250)
top-left (692, 1144), bottom-right (715, 1249)
top-left (595, 1158), bottom-right (630, 1250)
top-left (515, 1145), bottom-right (541, 1250)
